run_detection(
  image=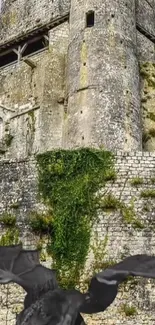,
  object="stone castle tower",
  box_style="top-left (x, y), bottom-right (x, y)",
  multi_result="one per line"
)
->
top-left (0, 0), bottom-right (154, 158)
top-left (1, 2), bottom-right (155, 325)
